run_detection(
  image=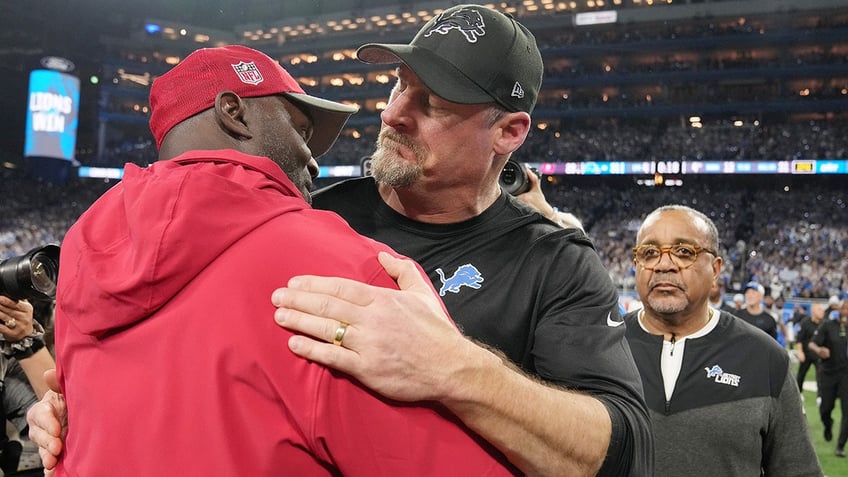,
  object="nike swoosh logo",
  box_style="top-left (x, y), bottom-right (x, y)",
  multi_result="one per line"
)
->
top-left (607, 312), bottom-right (624, 327)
